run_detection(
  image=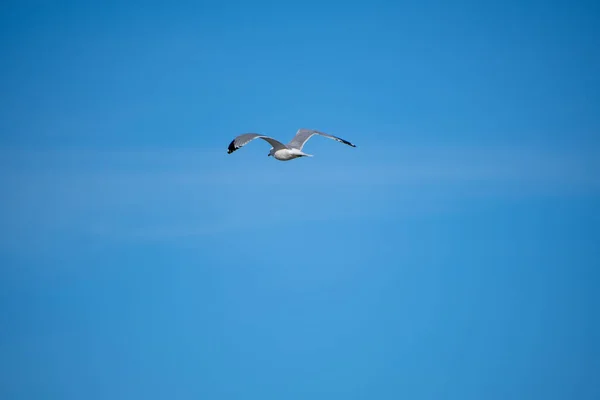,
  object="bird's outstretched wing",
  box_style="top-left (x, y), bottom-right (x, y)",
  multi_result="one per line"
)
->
top-left (227, 134), bottom-right (287, 154)
top-left (287, 129), bottom-right (356, 151)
